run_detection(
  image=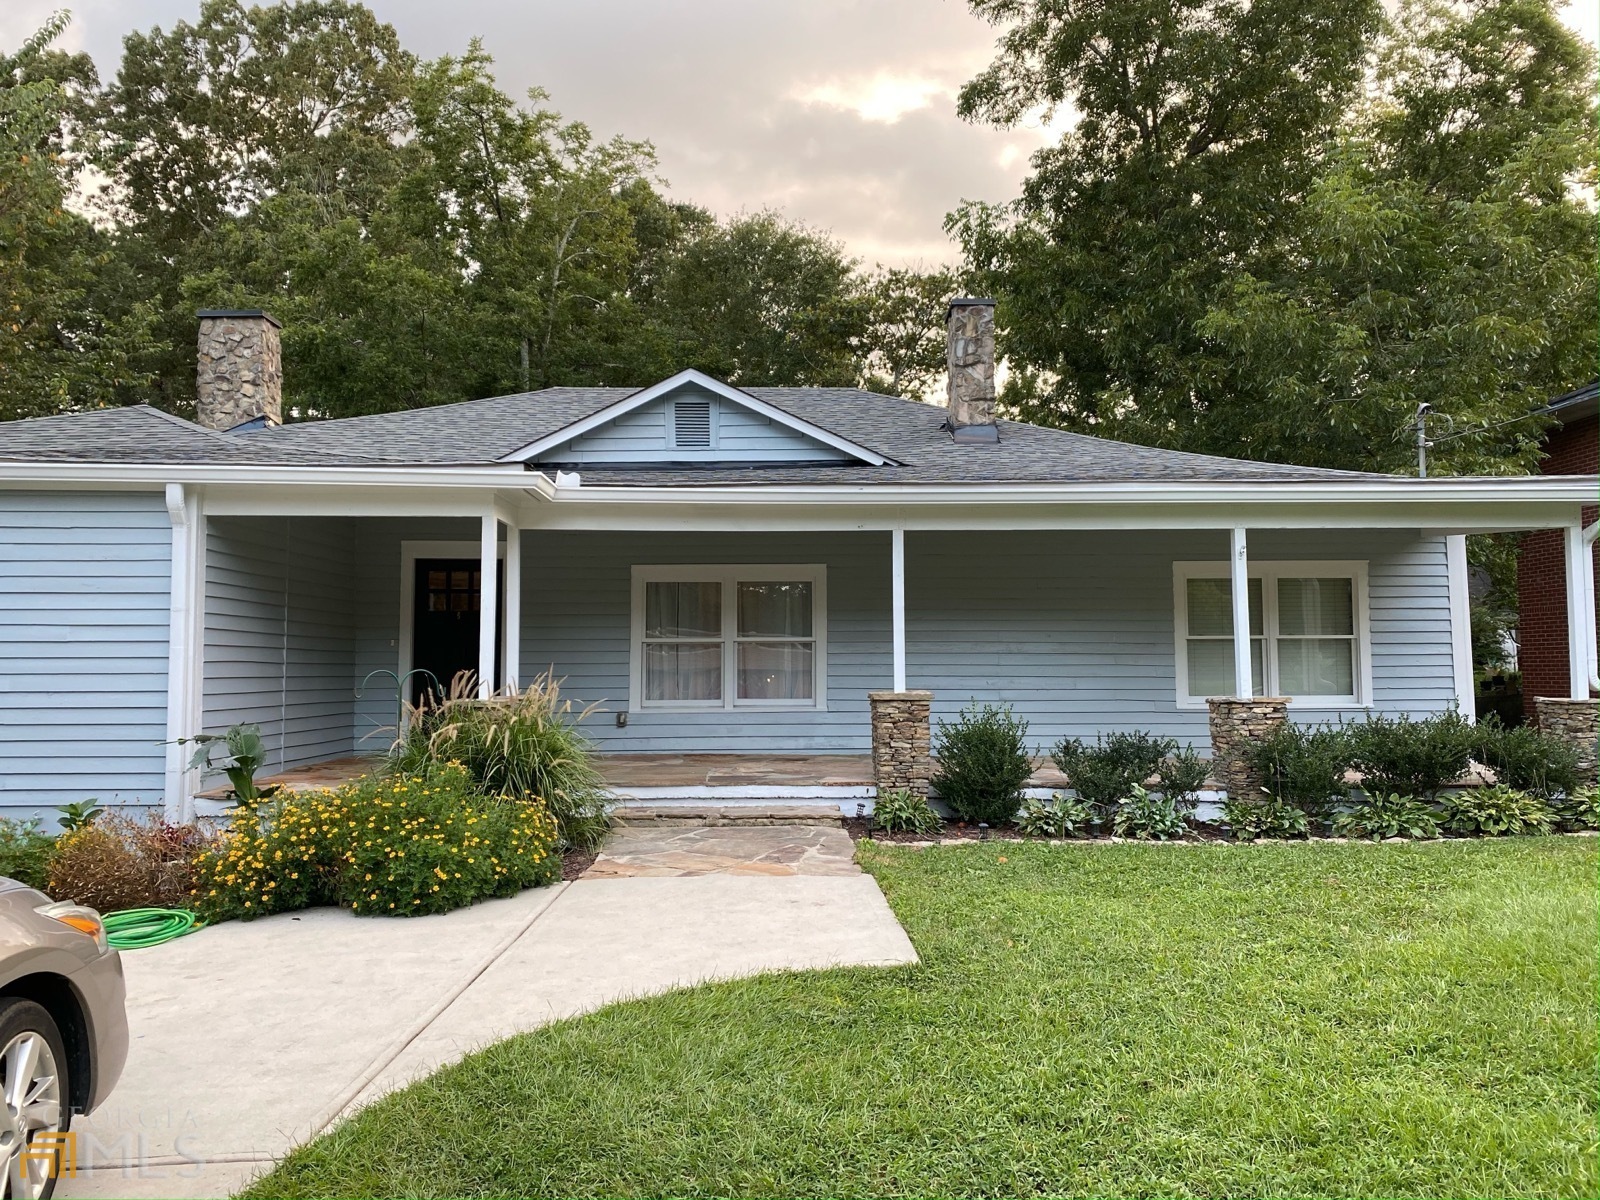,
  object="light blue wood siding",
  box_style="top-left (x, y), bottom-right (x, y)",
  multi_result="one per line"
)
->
top-left (536, 385), bottom-right (853, 464)
top-left (520, 528), bottom-right (1458, 754)
top-left (0, 491), bottom-right (170, 819)
top-left (202, 517), bottom-right (357, 772)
